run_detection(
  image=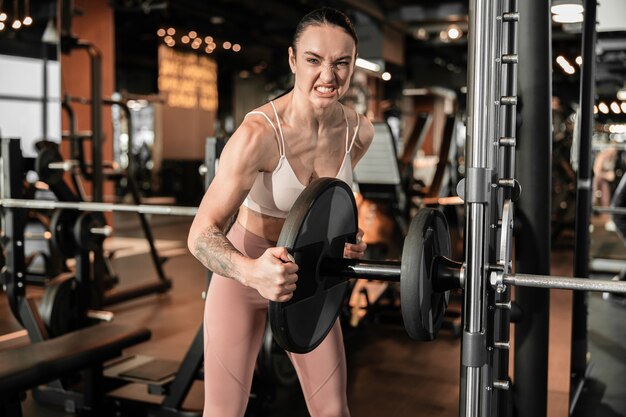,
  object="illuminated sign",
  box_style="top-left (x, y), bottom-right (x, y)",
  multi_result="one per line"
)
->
top-left (158, 45), bottom-right (218, 111)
